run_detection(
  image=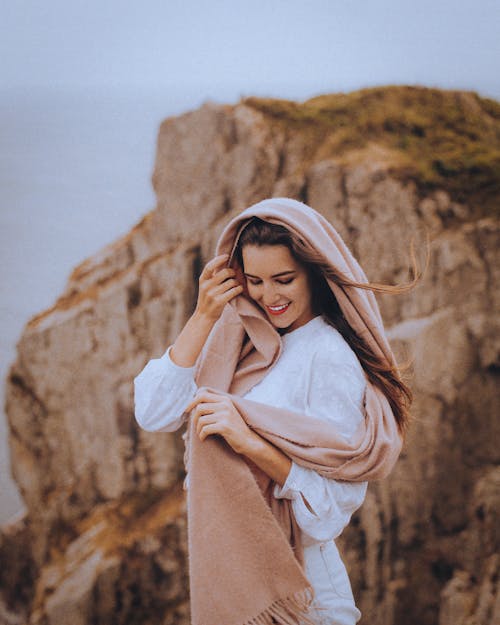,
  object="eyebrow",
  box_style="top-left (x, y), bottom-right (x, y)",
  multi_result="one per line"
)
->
top-left (243, 270), bottom-right (296, 279)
